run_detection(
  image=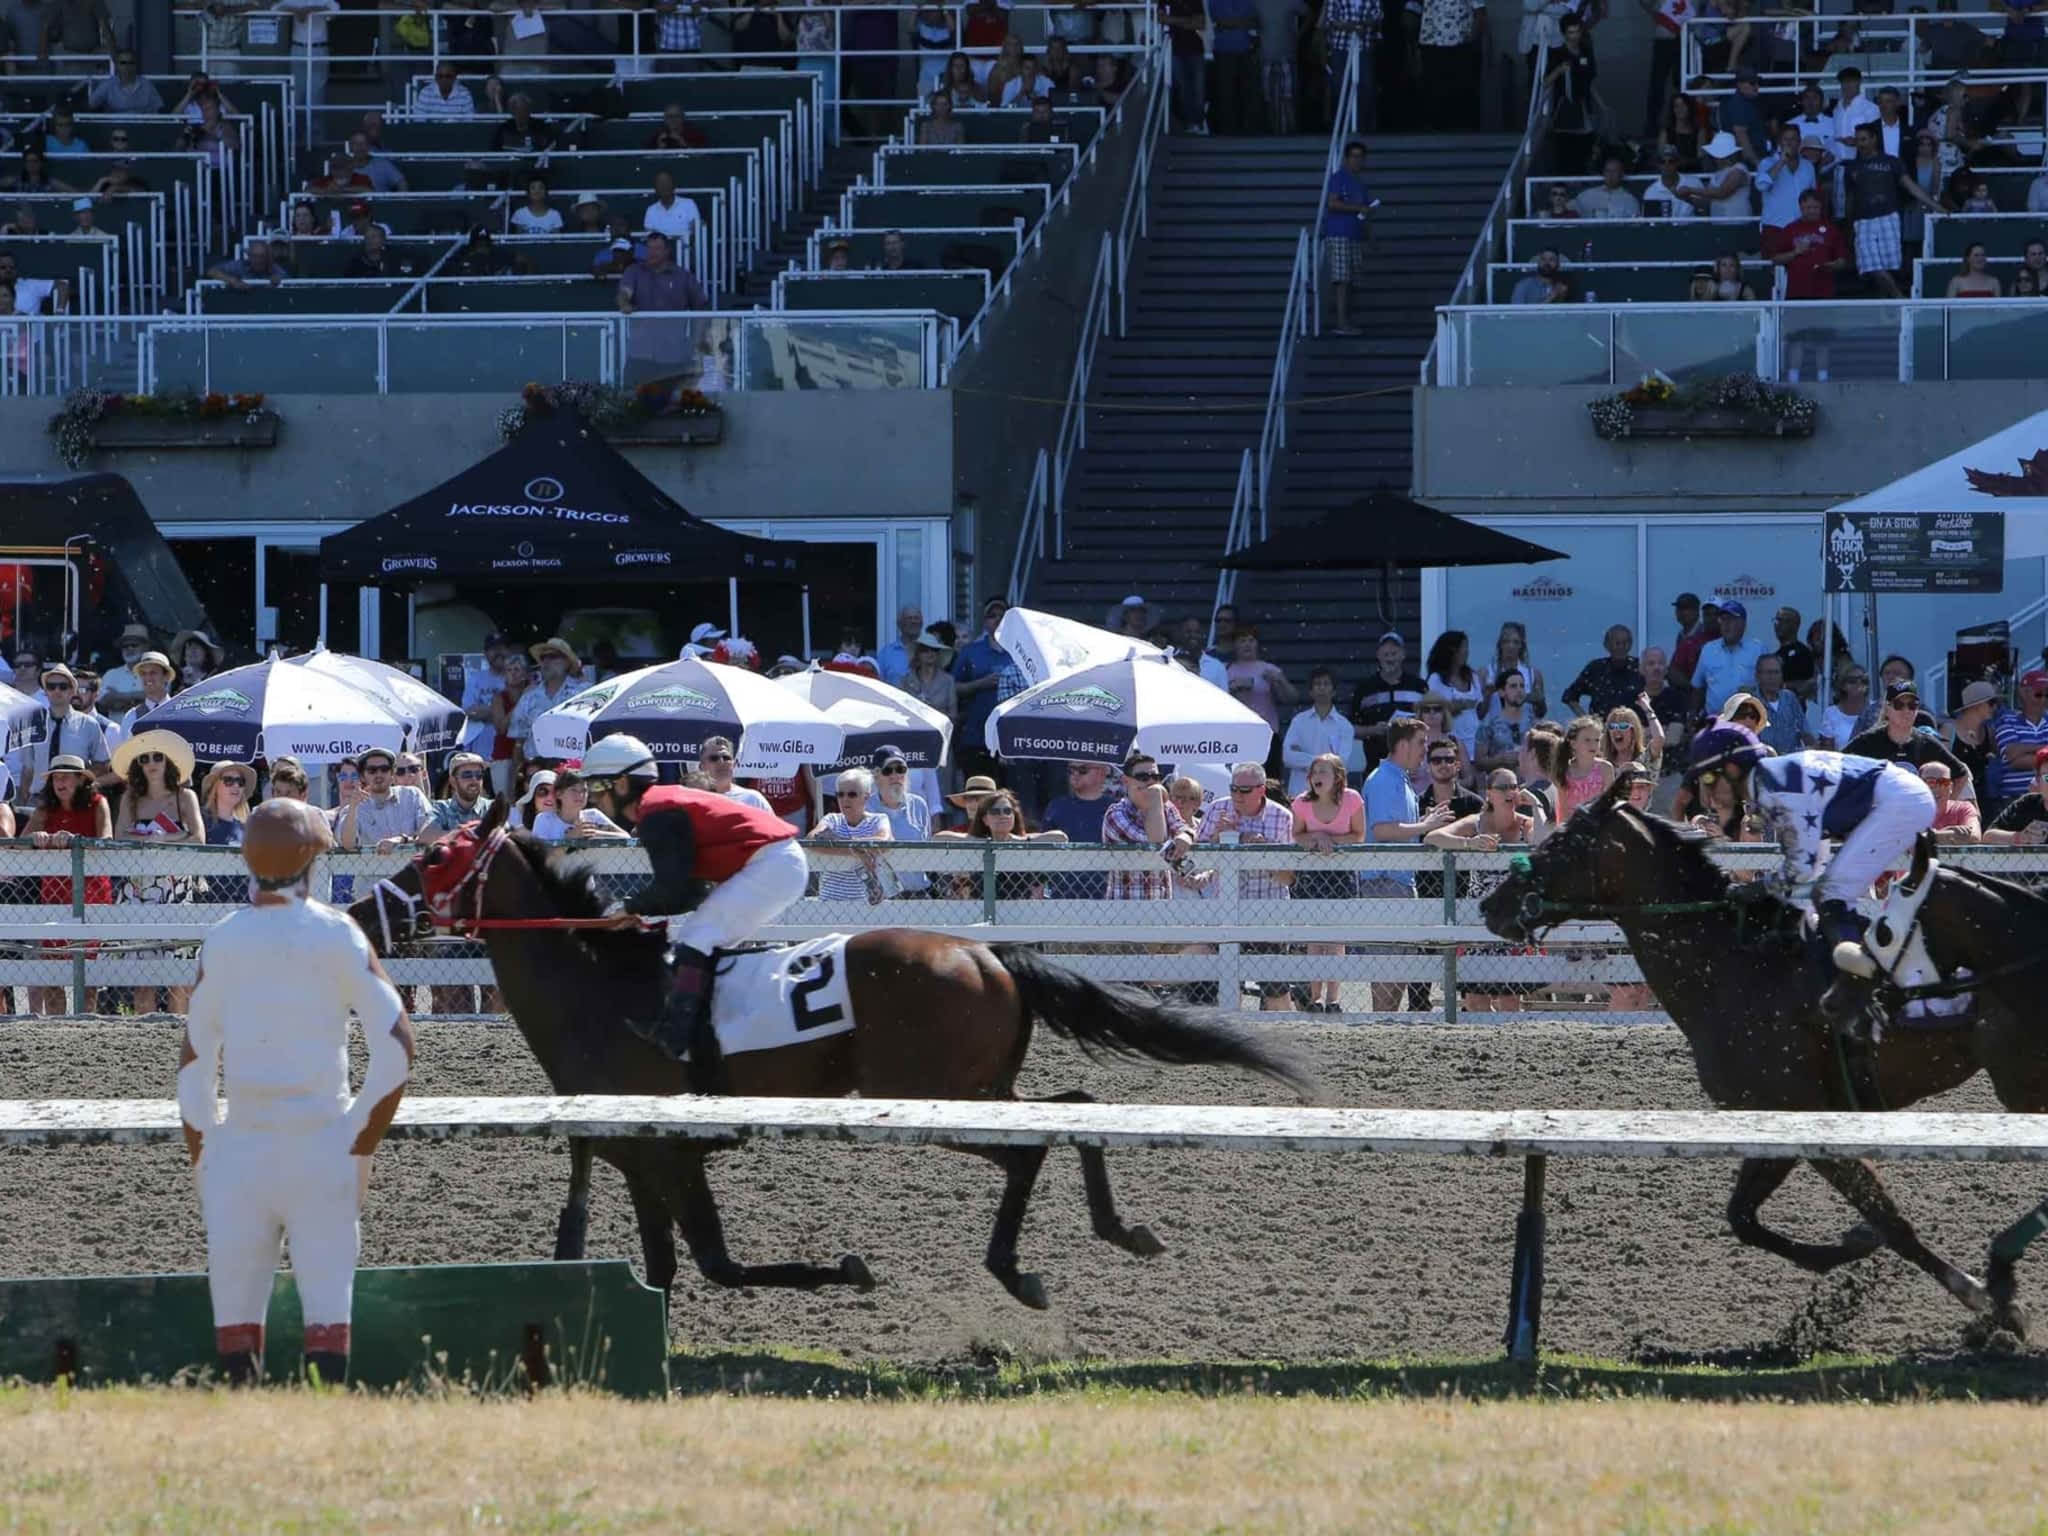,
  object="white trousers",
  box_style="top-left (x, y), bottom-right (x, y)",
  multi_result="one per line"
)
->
top-left (1816, 771), bottom-right (1936, 905)
top-left (198, 1121), bottom-right (361, 1329)
top-left (669, 837), bottom-right (809, 956)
